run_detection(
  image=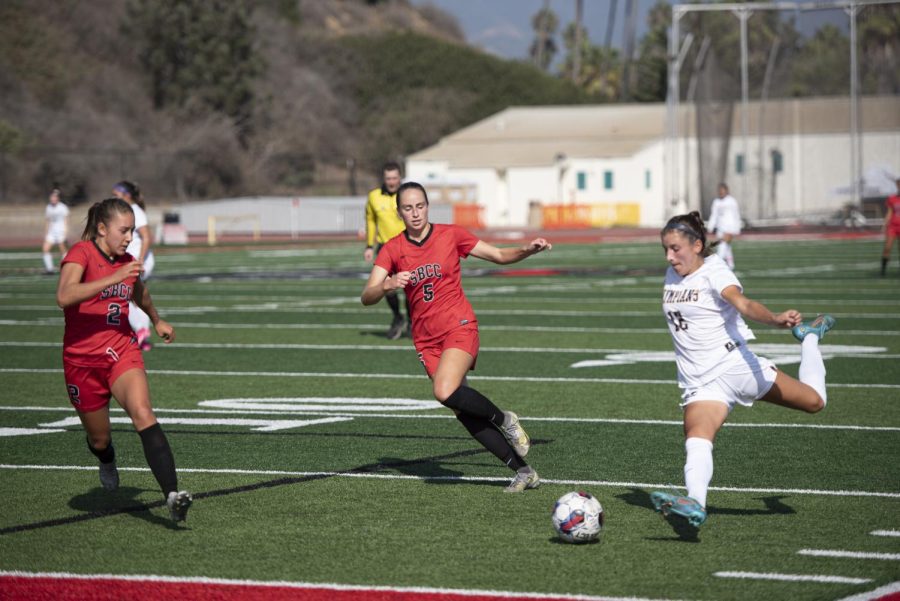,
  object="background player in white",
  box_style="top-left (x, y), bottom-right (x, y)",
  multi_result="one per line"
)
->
top-left (707, 182), bottom-right (741, 269)
top-left (42, 188), bottom-right (69, 274)
top-left (650, 211), bottom-right (835, 528)
top-left (112, 181), bottom-right (155, 351)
